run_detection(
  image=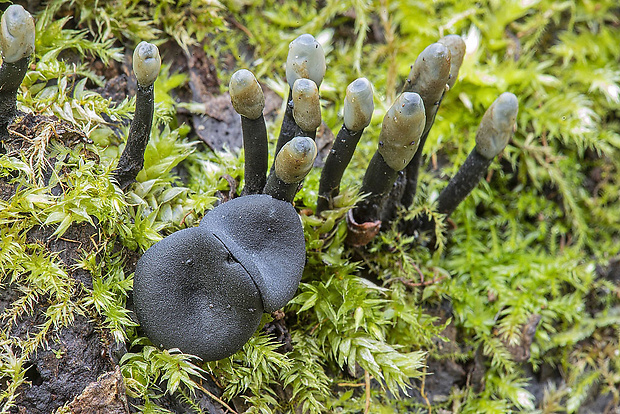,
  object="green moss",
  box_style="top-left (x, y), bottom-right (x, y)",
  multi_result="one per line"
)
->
top-left (1, 1), bottom-right (619, 413)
